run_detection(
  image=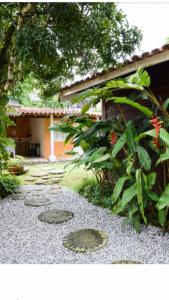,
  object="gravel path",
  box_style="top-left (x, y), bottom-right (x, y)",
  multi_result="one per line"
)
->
top-left (0, 185), bottom-right (169, 264)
